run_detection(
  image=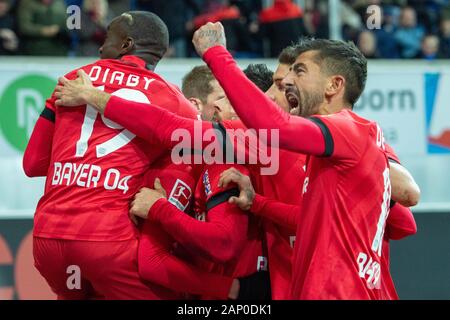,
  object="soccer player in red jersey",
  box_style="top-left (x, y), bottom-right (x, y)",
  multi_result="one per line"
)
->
top-left (136, 158), bottom-right (250, 300)
top-left (132, 65), bottom-right (276, 300)
top-left (182, 65), bottom-right (226, 121)
top-left (189, 22), bottom-right (420, 299)
top-left (23, 12), bottom-right (199, 299)
top-left (55, 58), bottom-right (420, 300)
